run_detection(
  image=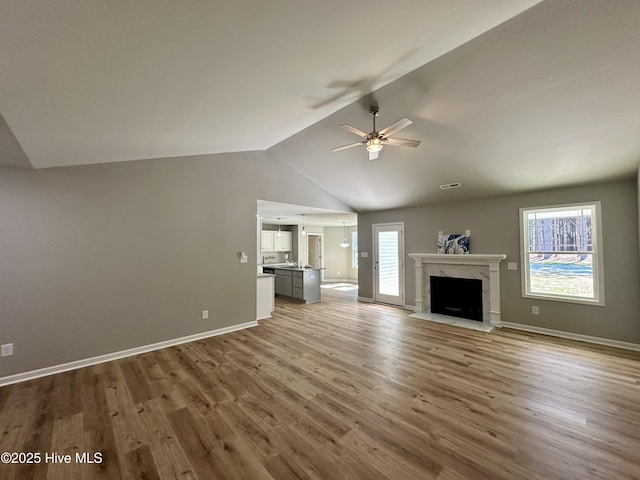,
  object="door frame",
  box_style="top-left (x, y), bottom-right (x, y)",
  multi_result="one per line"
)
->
top-left (306, 233), bottom-right (324, 281)
top-left (372, 222), bottom-right (405, 306)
